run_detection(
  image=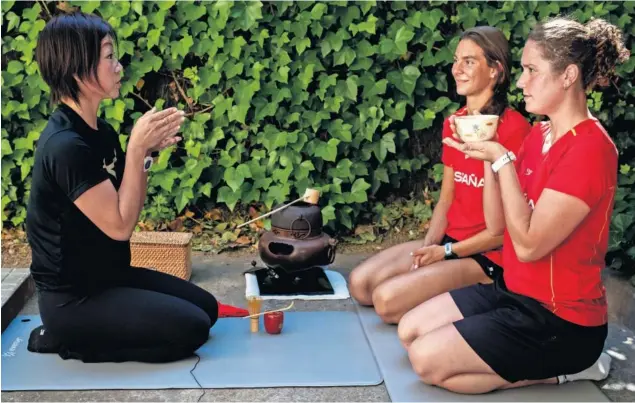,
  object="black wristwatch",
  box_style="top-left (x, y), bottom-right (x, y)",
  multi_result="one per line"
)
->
top-left (444, 242), bottom-right (459, 260)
